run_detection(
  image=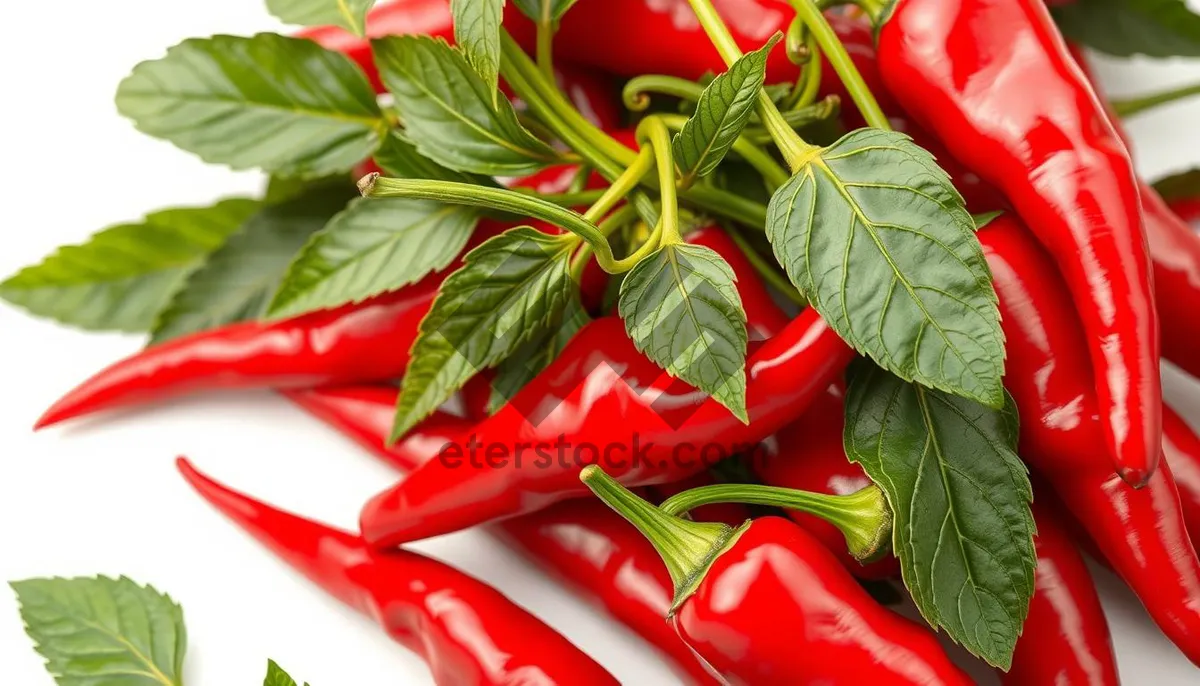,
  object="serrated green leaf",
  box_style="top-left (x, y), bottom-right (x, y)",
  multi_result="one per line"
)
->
top-left (1053, 0), bottom-right (1200, 58)
top-left (373, 130), bottom-right (496, 186)
top-left (150, 184), bottom-right (355, 343)
top-left (11, 575), bottom-right (186, 686)
top-left (766, 128), bottom-right (1005, 407)
top-left (672, 34), bottom-right (779, 186)
top-left (264, 659), bottom-right (310, 686)
top-left (0, 199), bottom-right (258, 333)
top-left (393, 227), bottom-right (575, 439)
top-left (618, 244), bottom-right (749, 420)
top-left (373, 35), bottom-right (558, 175)
top-left (844, 364), bottom-right (1035, 669)
top-left (266, 0), bottom-right (375, 35)
top-left (269, 197), bottom-right (480, 318)
top-left (451, 0), bottom-right (504, 96)
top-left (1152, 167), bottom-right (1200, 203)
top-left (116, 33), bottom-right (386, 178)
top-left (512, 0), bottom-right (579, 22)
top-left (489, 294), bottom-right (589, 412)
